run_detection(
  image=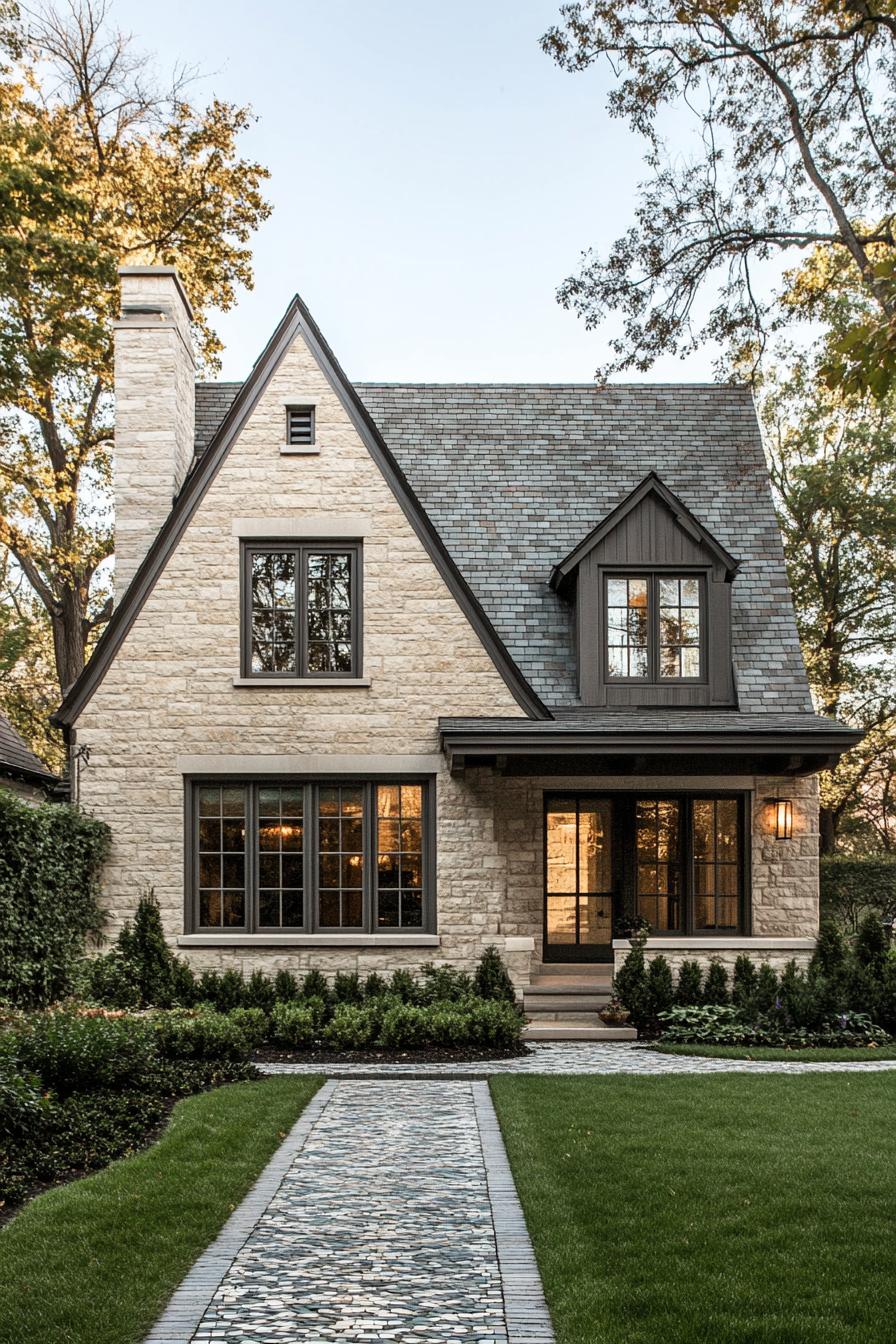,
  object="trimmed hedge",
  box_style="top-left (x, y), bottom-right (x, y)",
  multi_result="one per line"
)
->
top-left (820, 856), bottom-right (896, 932)
top-left (0, 790), bottom-right (109, 1007)
top-left (0, 1007), bottom-right (255, 1210)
